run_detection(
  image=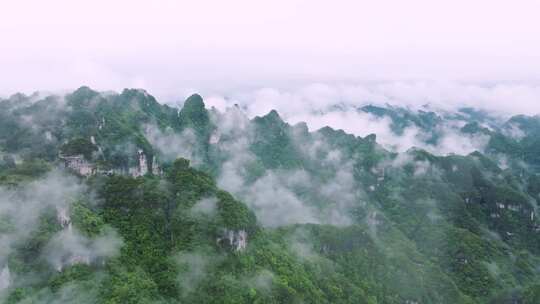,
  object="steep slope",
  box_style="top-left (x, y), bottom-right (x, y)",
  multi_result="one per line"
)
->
top-left (0, 88), bottom-right (539, 303)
